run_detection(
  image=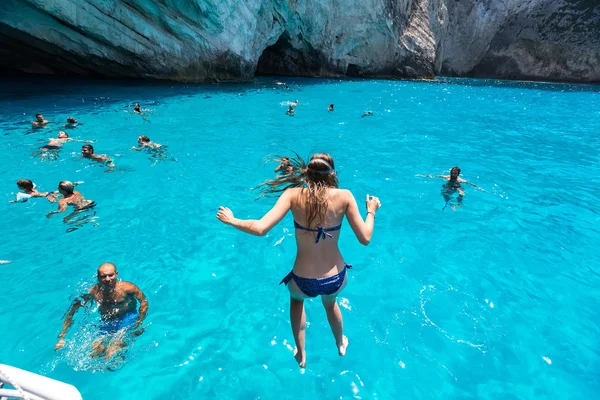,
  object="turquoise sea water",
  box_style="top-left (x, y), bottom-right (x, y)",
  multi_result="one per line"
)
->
top-left (0, 76), bottom-right (599, 399)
